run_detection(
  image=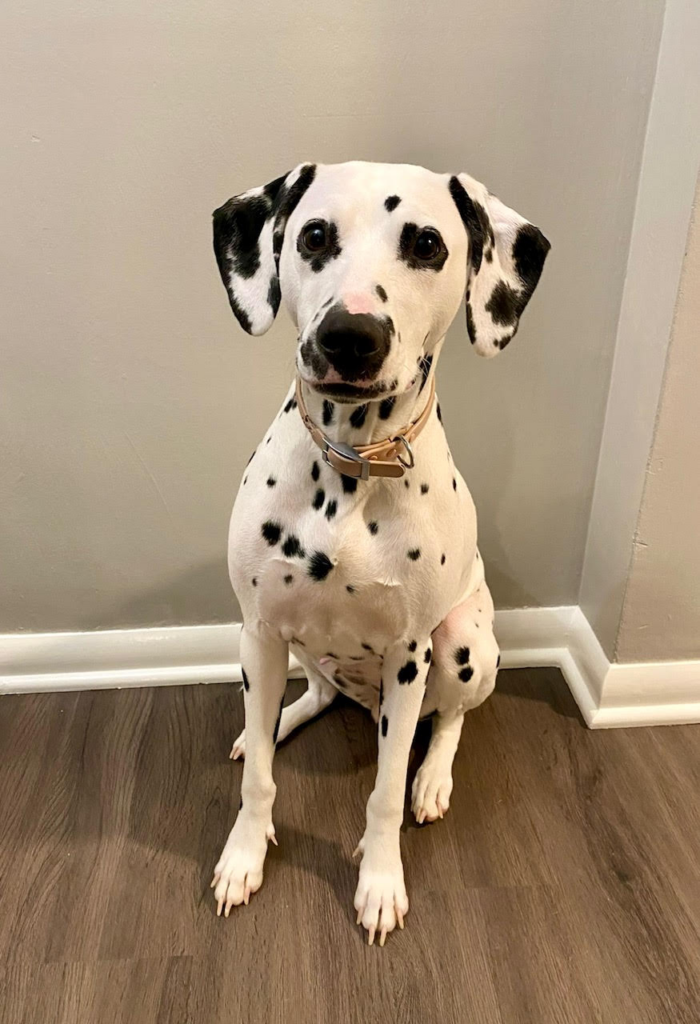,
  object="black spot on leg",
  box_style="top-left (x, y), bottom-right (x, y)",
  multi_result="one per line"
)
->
top-left (368, 521), bottom-right (379, 536)
top-left (379, 396), bottom-right (395, 420)
top-left (455, 647), bottom-right (471, 665)
top-left (440, 554), bottom-right (446, 565)
top-left (282, 534), bottom-right (305, 558)
top-left (384, 195), bottom-right (401, 212)
top-left (312, 488), bottom-right (325, 510)
top-left (424, 647), bottom-right (432, 664)
top-left (453, 478), bottom-right (457, 491)
top-left (436, 402), bottom-right (443, 423)
top-left (420, 483), bottom-right (429, 495)
top-left (381, 715), bottom-right (388, 737)
top-left (266, 476), bottom-right (276, 488)
top-left (350, 404), bottom-right (368, 429)
top-left (407, 548), bottom-right (421, 561)
top-left (242, 668), bottom-right (250, 691)
top-left (375, 284), bottom-right (388, 303)
top-left (325, 499), bottom-right (337, 520)
top-left (322, 400), bottom-right (335, 426)
top-left (342, 475), bottom-right (358, 494)
top-left (261, 521), bottom-right (282, 546)
top-left (398, 660), bottom-right (418, 684)
top-left (459, 666), bottom-right (474, 683)
top-left (404, 479), bottom-right (410, 489)
top-left (251, 577), bottom-right (257, 586)
top-left (308, 551), bottom-right (334, 581)
top-left (311, 461), bottom-right (320, 481)
top-left (284, 574), bottom-right (293, 585)
top-left (408, 640), bottom-right (417, 652)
